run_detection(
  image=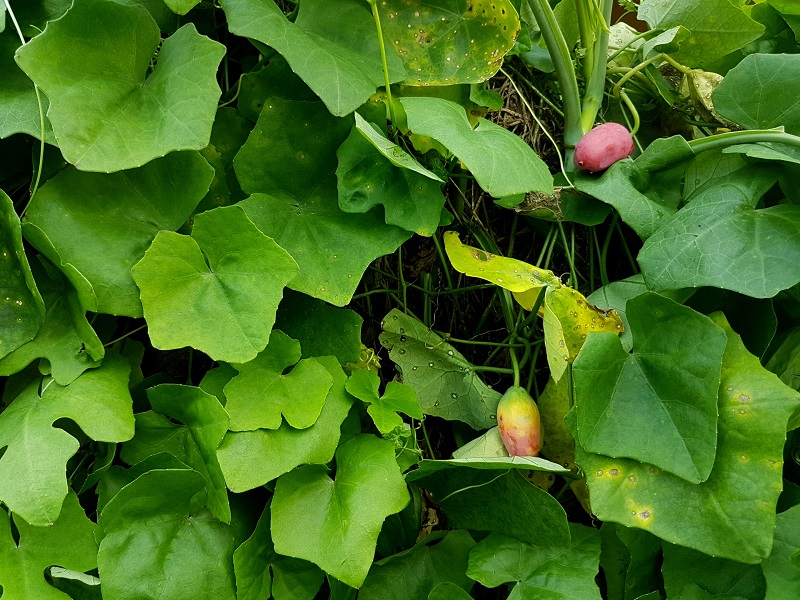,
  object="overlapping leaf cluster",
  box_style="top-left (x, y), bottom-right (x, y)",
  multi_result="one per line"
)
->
top-left (1, 0), bottom-right (800, 598)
